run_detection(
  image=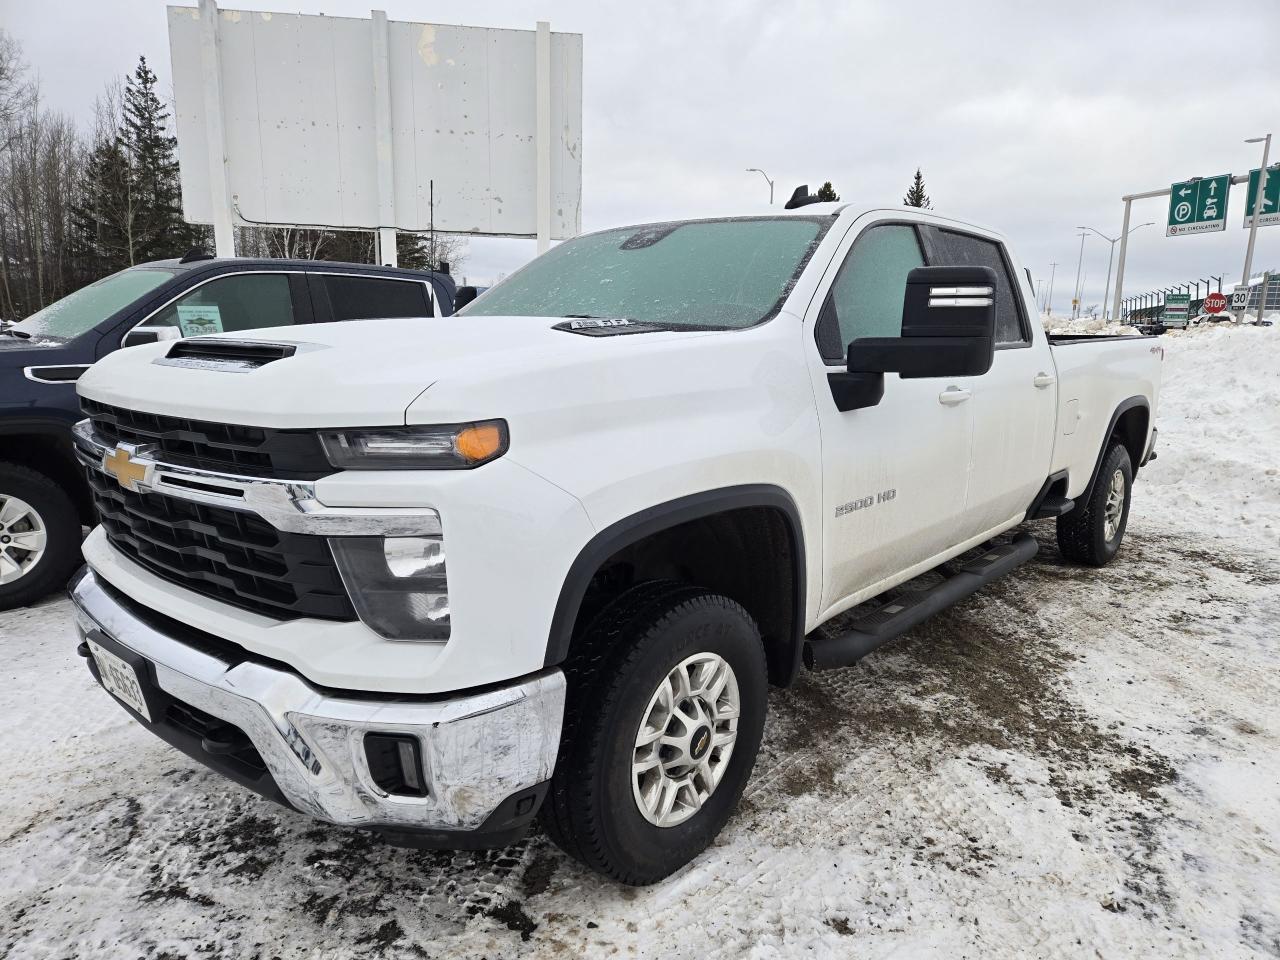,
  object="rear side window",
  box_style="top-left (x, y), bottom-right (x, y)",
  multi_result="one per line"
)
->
top-left (816, 224), bottom-right (924, 361)
top-left (147, 273), bottom-right (295, 336)
top-left (925, 229), bottom-right (1027, 344)
top-left (319, 276), bottom-right (432, 321)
